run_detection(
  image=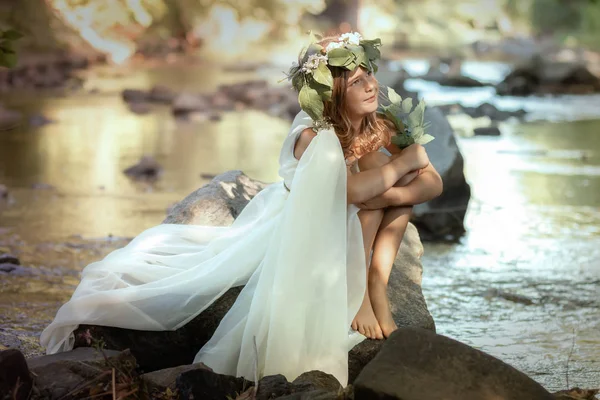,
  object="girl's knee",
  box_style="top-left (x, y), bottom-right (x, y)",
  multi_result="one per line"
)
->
top-left (358, 151), bottom-right (390, 171)
top-left (386, 205), bottom-right (413, 217)
top-left (358, 208), bottom-right (385, 222)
